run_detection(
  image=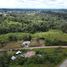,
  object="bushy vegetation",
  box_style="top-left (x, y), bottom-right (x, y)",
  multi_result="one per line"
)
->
top-left (33, 30), bottom-right (67, 46)
top-left (23, 34), bottom-right (32, 41)
top-left (0, 12), bottom-right (67, 34)
top-left (1, 48), bottom-right (66, 67)
top-left (0, 11), bottom-right (67, 46)
top-left (0, 30), bottom-right (67, 46)
top-left (0, 52), bottom-right (11, 67)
